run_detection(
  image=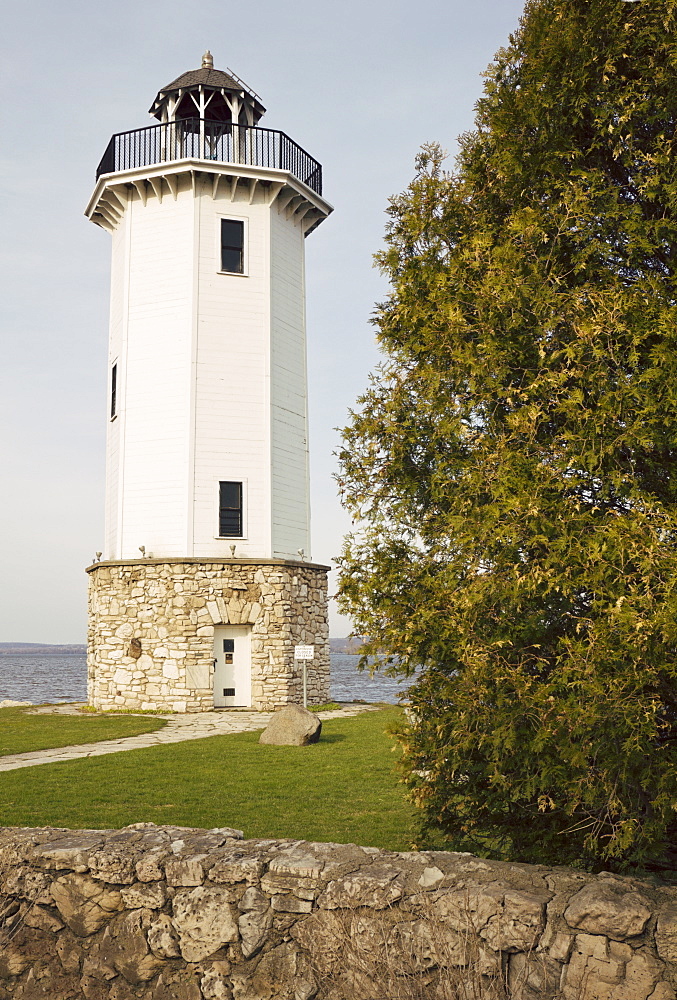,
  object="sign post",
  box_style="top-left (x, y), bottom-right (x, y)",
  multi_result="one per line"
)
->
top-left (294, 644), bottom-right (315, 707)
